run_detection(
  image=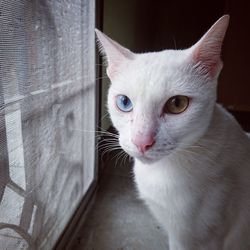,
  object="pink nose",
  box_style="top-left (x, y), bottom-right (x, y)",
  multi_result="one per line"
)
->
top-left (132, 135), bottom-right (155, 154)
